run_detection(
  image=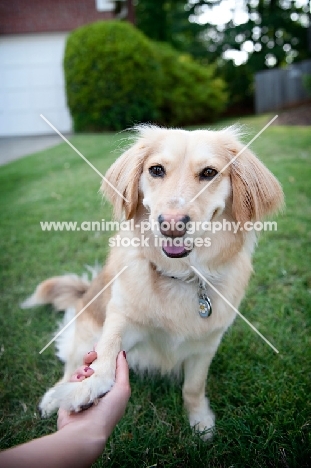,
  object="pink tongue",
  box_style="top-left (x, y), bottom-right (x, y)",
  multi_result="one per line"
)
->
top-left (163, 244), bottom-right (186, 255)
